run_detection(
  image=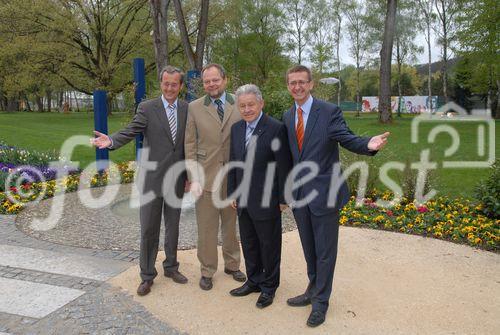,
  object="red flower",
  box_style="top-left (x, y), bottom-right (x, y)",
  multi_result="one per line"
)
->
top-left (21, 183), bottom-right (31, 190)
top-left (9, 186), bottom-right (17, 193)
top-left (417, 205), bottom-right (429, 213)
top-left (386, 210), bottom-right (394, 216)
